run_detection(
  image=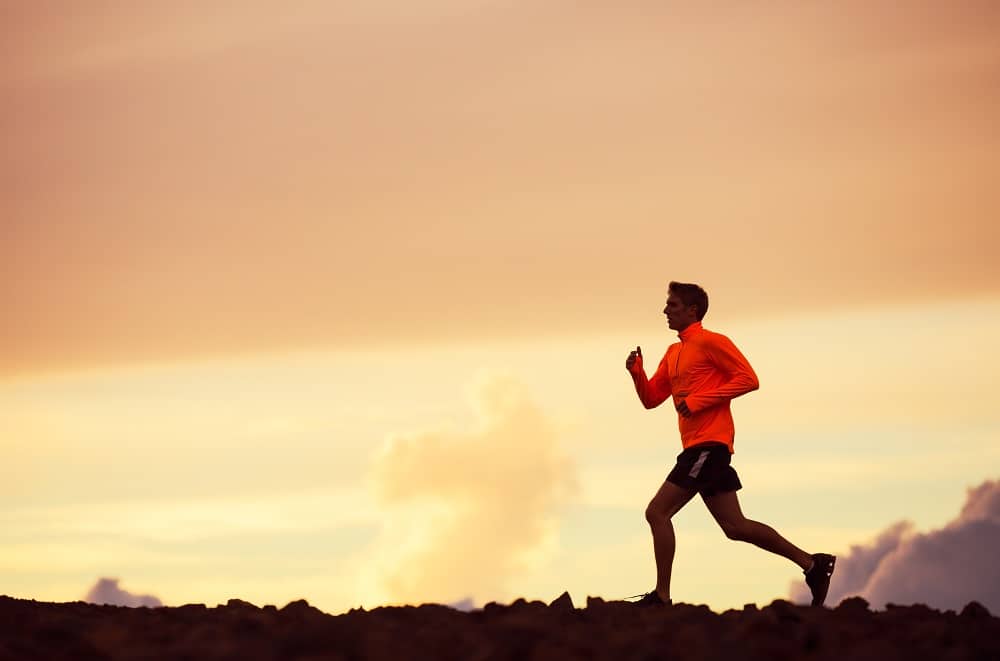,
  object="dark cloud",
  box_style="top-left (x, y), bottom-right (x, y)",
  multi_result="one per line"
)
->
top-left (790, 480), bottom-right (1000, 612)
top-left (84, 578), bottom-right (162, 608)
top-left (803, 521), bottom-right (915, 602)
